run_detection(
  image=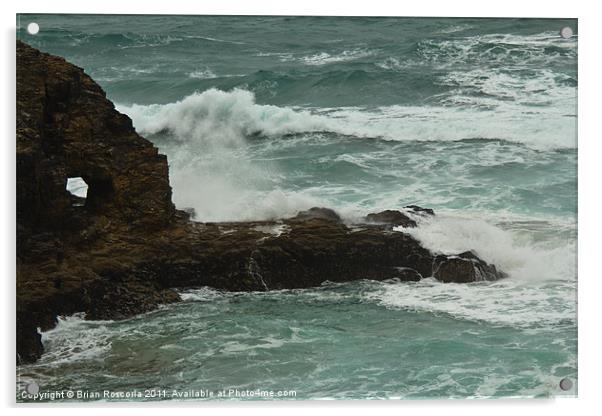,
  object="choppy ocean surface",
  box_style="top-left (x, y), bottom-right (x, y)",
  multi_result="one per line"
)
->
top-left (17, 15), bottom-right (577, 400)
